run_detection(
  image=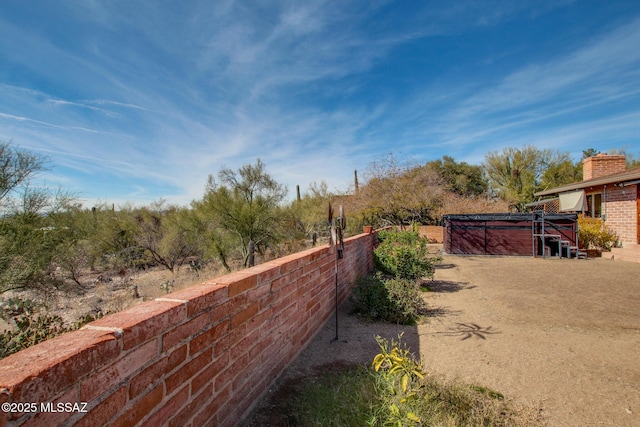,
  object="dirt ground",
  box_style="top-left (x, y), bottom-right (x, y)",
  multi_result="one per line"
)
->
top-left (243, 250), bottom-right (640, 427)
